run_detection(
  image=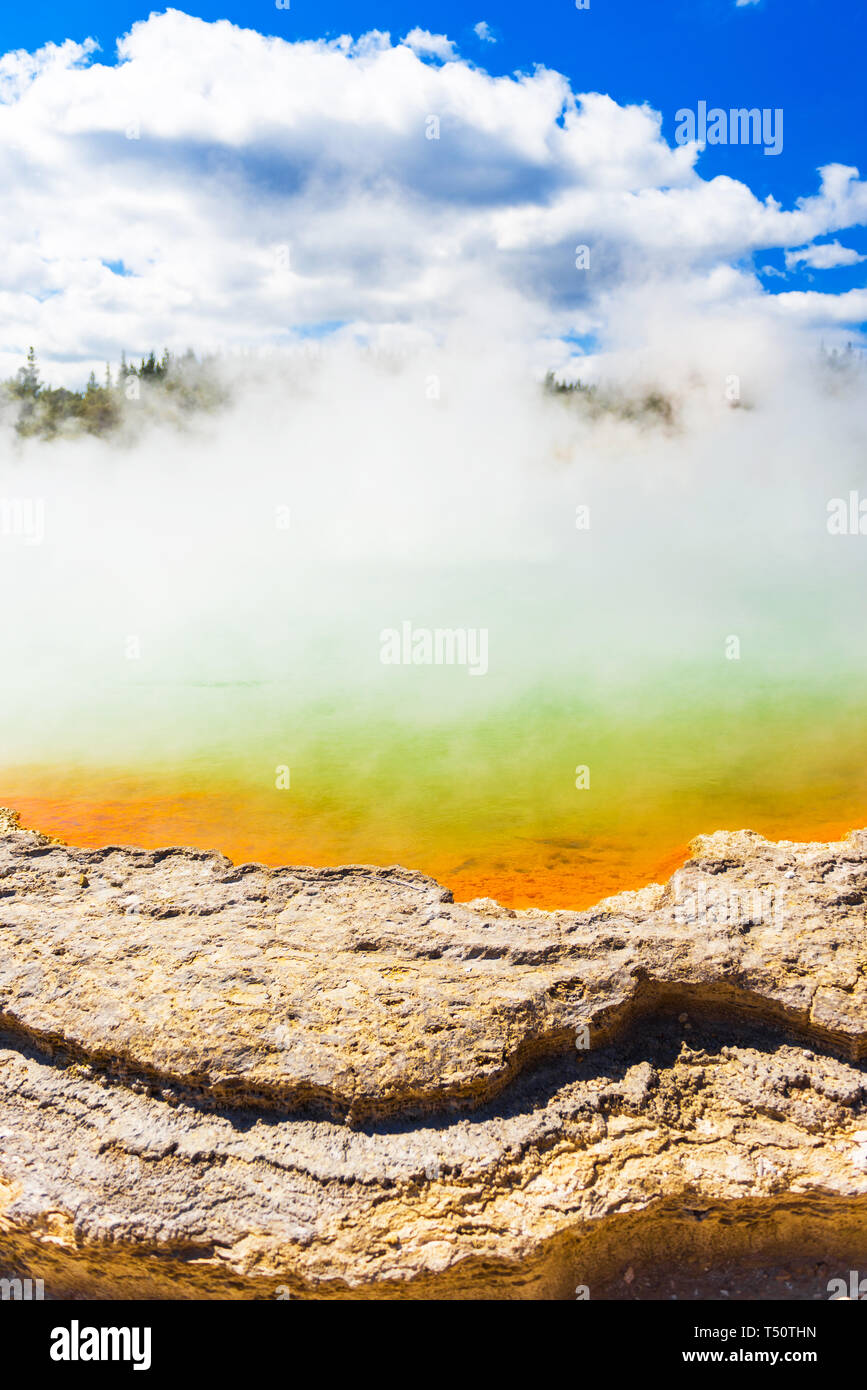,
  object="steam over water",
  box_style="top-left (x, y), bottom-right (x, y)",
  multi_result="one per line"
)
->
top-left (2, 331), bottom-right (866, 906)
